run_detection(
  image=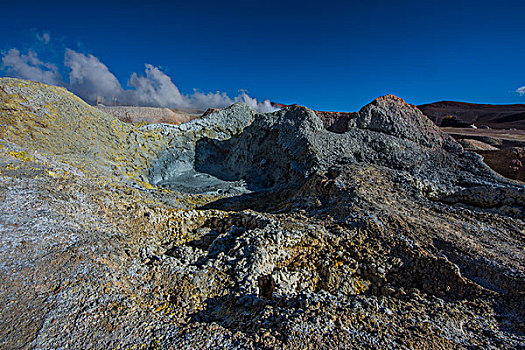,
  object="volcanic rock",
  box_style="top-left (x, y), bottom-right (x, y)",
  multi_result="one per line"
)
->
top-left (0, 78), bottom-right (524, 349)
top-left (313, 110), bottom-right (358, 133)
top-left (477, 147), bottom-right (525, 181)
top-left (458, 139), bottom-right (500, 151)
